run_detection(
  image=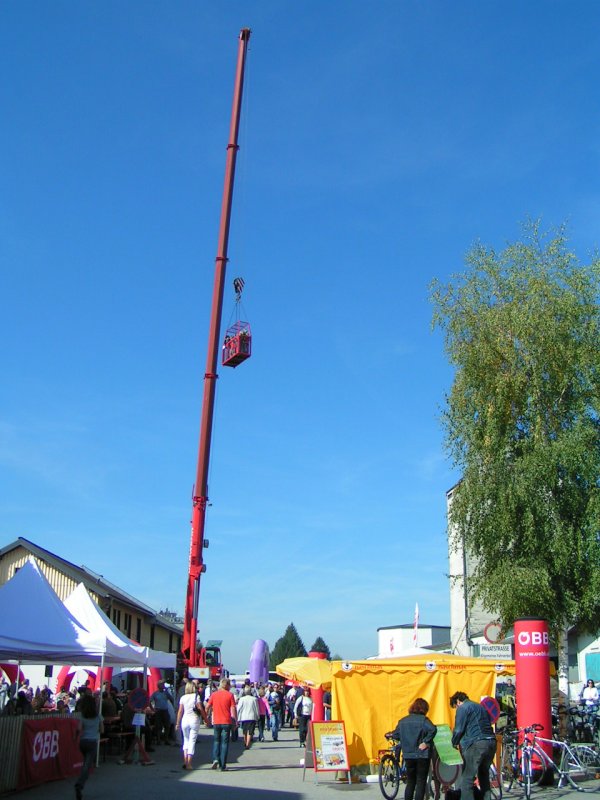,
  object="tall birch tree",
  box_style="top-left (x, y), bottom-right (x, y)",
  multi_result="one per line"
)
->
top-left (430, 222), bottom-right (600, 699)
